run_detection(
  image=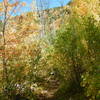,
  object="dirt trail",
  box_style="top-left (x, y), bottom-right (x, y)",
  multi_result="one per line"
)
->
top-left (37, 79), bottom-right (59, 100)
